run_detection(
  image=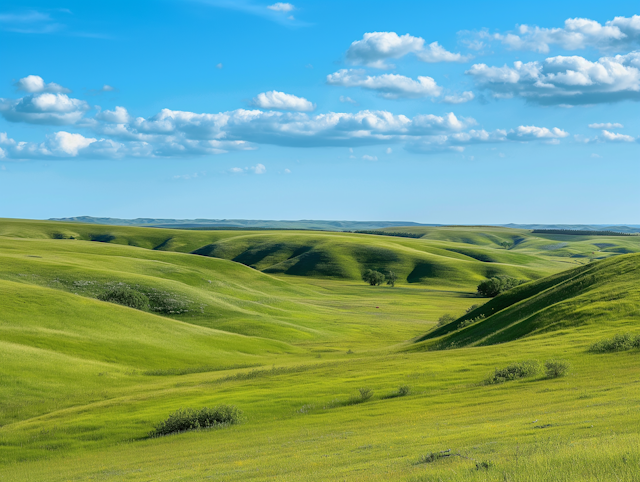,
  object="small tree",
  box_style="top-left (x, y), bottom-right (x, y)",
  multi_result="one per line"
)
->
top-left (477, 276), bottom-right (525, 297)
top-left (386, 271), bottom-right (398, 287)
top-left (362, 269), bottom-right (385, 286)
top-left (437, 314), bottom-right (456, 326)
